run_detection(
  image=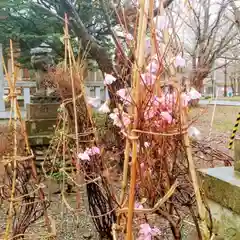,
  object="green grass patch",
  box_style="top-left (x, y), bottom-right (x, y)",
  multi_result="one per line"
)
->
top-left (218, 96), bottom-right (240, 101)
